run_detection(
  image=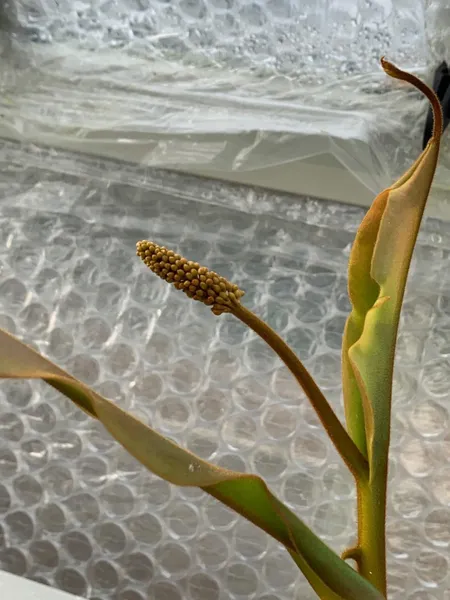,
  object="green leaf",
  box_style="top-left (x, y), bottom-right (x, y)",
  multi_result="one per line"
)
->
top-left (340, 60), bottom-right (443, 593)
top-left (0, 328), bottom-right (383, 600)
top-left (342, 58), bottom-right (443, 476)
